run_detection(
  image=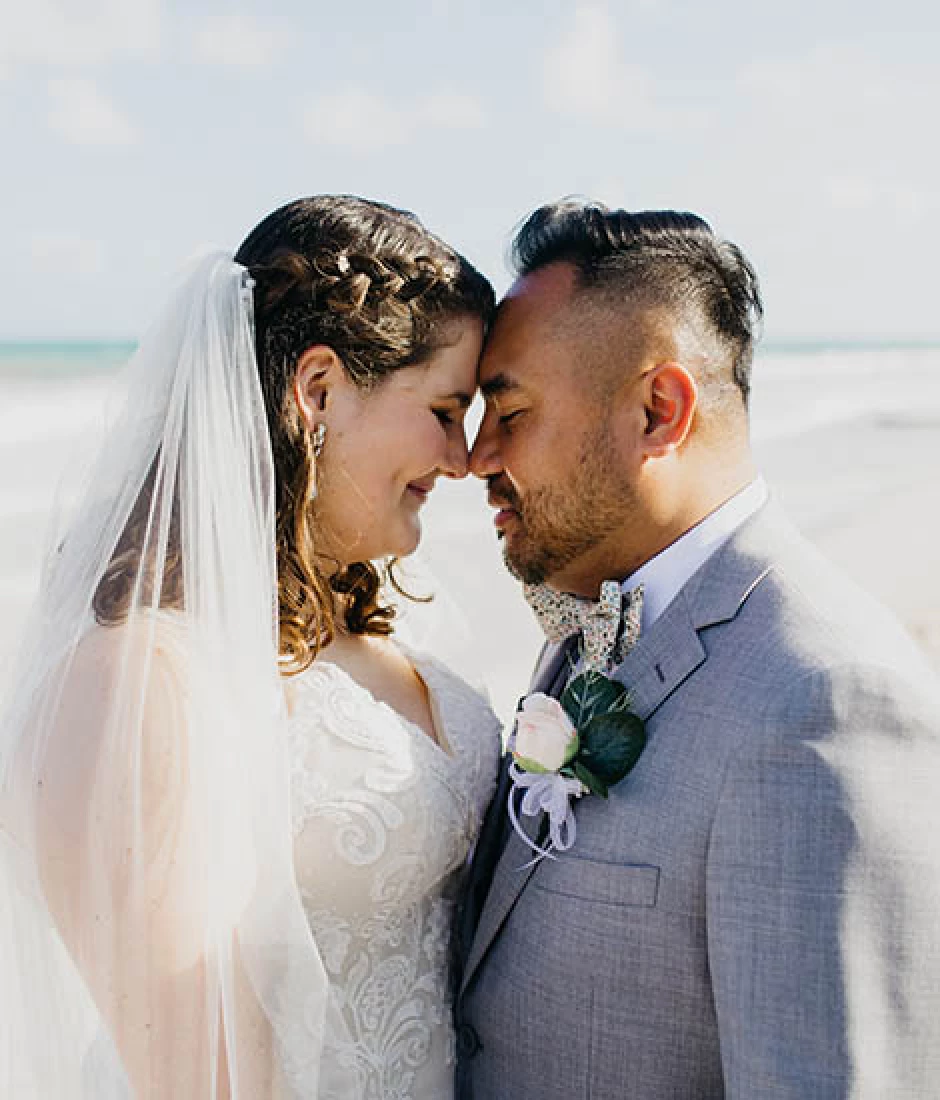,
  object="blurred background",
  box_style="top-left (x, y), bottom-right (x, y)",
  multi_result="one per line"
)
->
top-left (1, 0), bottom-right (939, 721)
